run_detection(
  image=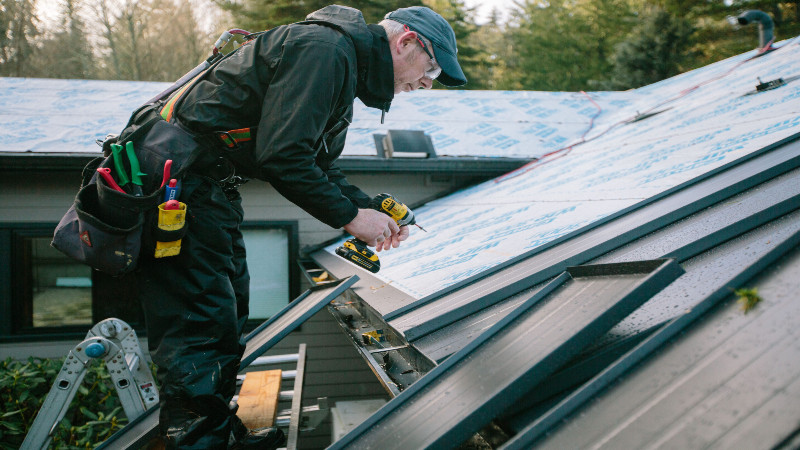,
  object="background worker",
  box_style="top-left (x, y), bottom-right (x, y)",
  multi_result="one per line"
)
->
top-left (132, 5), bottom-right (467, 449)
